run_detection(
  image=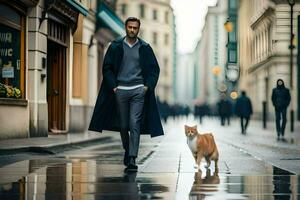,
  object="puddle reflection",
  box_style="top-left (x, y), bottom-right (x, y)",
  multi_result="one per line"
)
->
top-left (0, 159), bottom-right (299, 199)
top-left (0, 159), bottom-right (171, 200)
top-left (273, 166), bottom-right (293, 200)
top-left (189, 168), bottom-right (220, 199)
top-left (183, 166), bottom-right (298, 200)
